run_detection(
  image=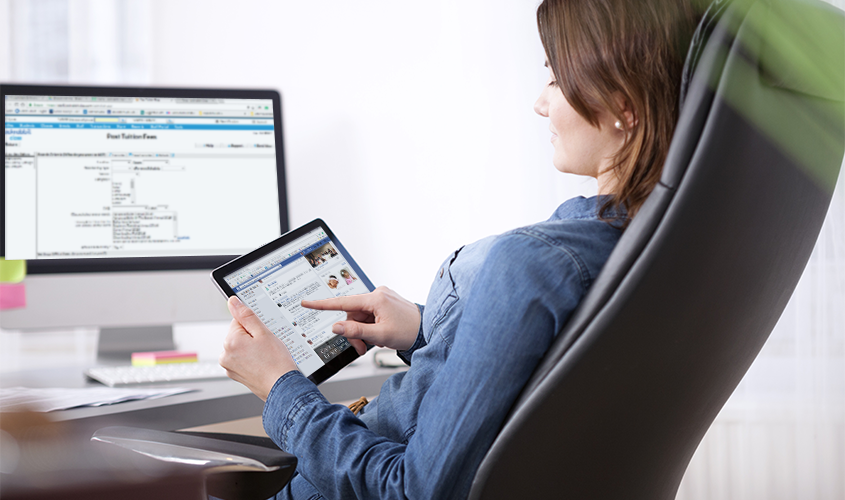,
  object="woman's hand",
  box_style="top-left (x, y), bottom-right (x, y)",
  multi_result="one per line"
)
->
top-left (301, 286), bottom-right (420, 354)
top-left (219, 296), bottom-right (298, 401)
